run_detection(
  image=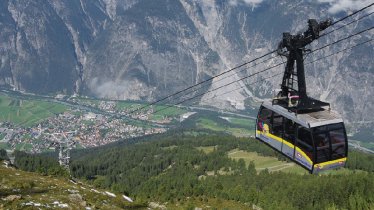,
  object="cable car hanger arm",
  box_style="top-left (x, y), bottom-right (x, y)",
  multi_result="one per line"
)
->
top-left (275, 19), bottom-right (332, 112)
